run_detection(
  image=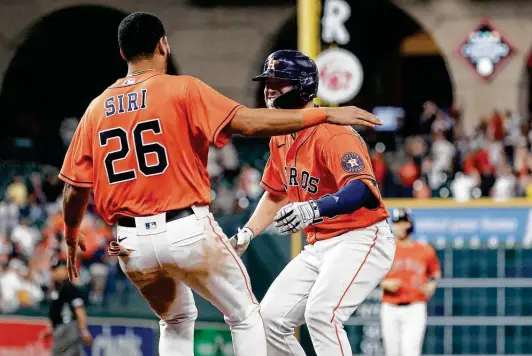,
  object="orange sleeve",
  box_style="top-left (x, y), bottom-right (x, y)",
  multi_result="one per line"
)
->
top-left (185, 77), bottom-right (244, 148)
top-left (260, 140), bottom-right (286, 195)
top-left (59, 112), bottom-right (94, 188)
top-left (321, 133), bottom-right (380, 196)
top-left (426, 245), bottom-right (441, 279)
